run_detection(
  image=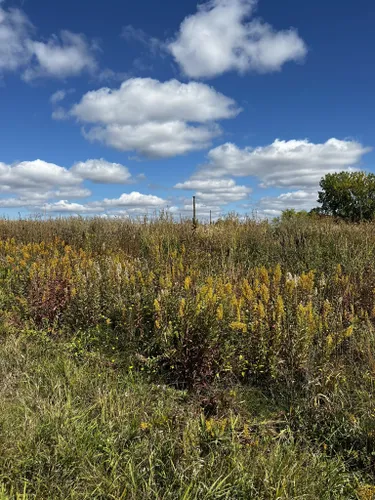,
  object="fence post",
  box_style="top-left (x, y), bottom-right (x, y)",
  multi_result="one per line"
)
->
top-left (192, 196), bottom-right (197, 229)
